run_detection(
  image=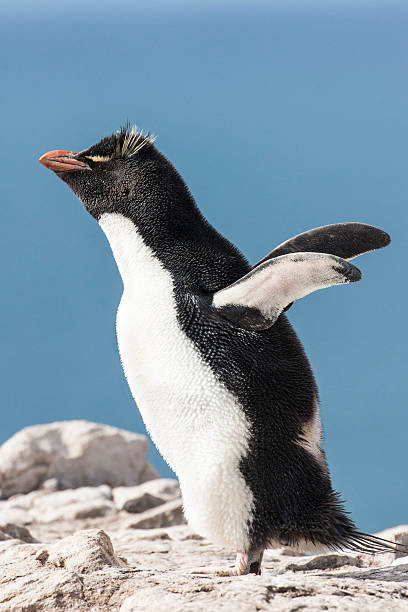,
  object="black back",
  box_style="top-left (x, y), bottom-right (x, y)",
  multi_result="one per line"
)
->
top-left (53, 129), bottom-right (371, 551)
